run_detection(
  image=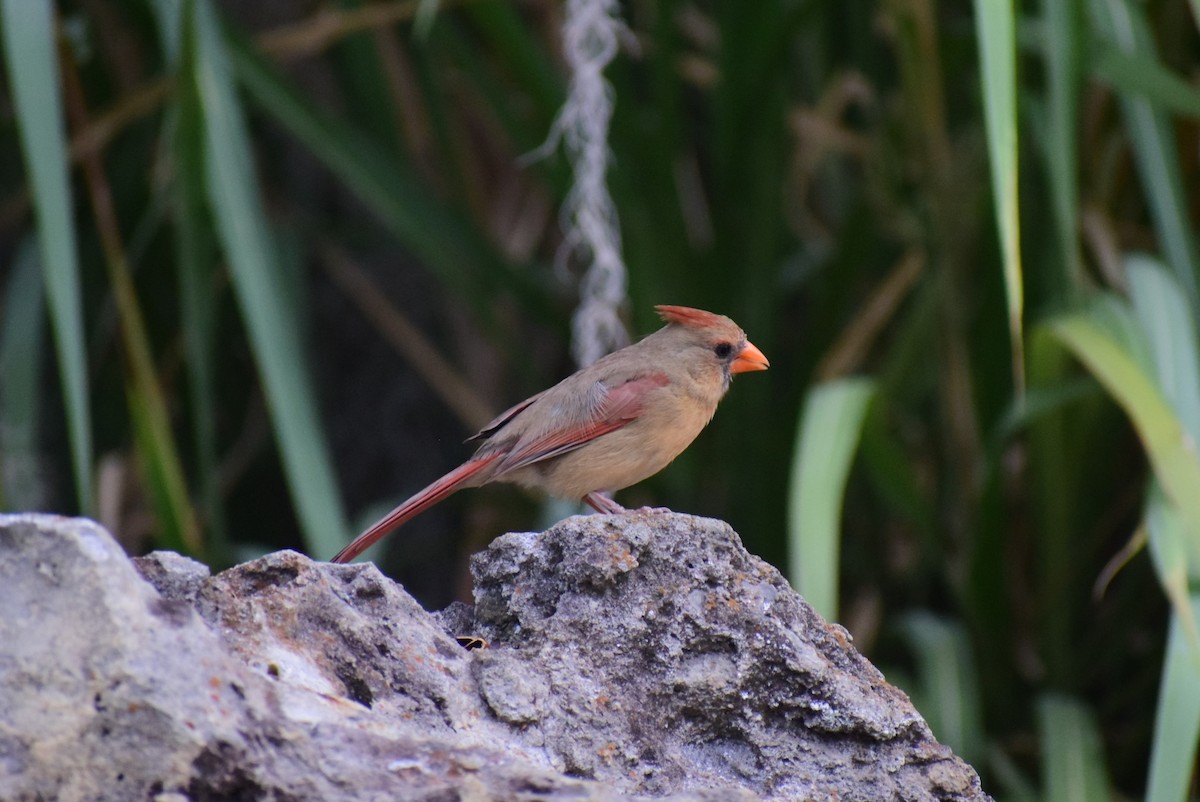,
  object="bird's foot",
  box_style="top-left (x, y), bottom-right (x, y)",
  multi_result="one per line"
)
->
top-left (582, 492), bottom-right (626, 515)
